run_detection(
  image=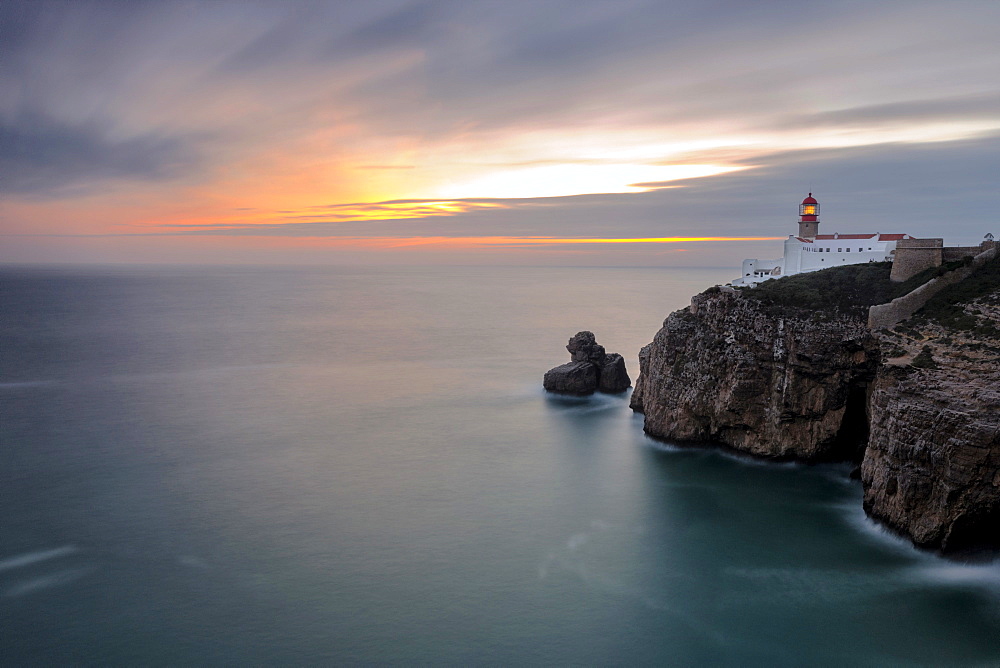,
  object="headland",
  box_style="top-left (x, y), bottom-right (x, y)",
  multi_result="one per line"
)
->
top-left (631, 250), bottom-right (1000, 557)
